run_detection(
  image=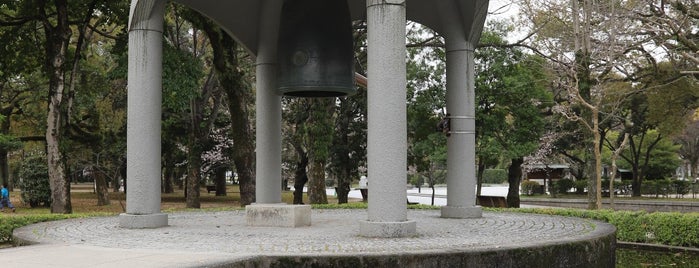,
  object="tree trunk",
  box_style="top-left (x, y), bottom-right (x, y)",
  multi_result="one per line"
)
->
top-left (228, 97), bottom-right (255, 205)
top-left (631, 166), bottom-right (641, 196)
top-left (476, 159), bottom-right (485, 197)
top-left (609, 132), bottom-right (630, 209)
top-left (161, 150), bottom-right (174, 193)
top-left (336, 165), bottom-right (350, 204)
top-left (334, 102), bottom-right (352, 204)
top-left (198, 19), bottom-right (256, 206)
top-left (185, 147), bottom-right (202, 208)
top-left (306, 98), bottom-right (333, 204)
top-left (307, 160), bottom-right (328, 204)
top-left (507, 157), bottom-right (523, 208)
top-left (214, 166), bottom-right (227, 196)
top-left (293, 173), bottom-right (308, 204)
top-left (588, 118), bottom-right (603, 210)
top-left (163, 164), bottom-right (174, 194)
top-left (94, 169), bottom-right (110, 206)
top-left (336, 182), bottom-right (350, 203)
top-left (43, 0), bottom-right (73, 214)
top-left (0, 109), bottom-right (10, 188)
top-left (0, 148), bottom-right (8, 188)
top-left (293, 144), bottom-right (309, 204)
top-left (430, 182), bottom-right (436, 206)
